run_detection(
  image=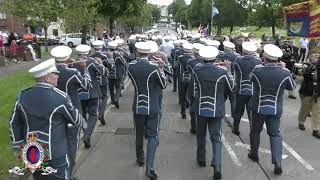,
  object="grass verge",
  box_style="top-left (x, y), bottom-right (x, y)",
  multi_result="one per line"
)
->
top-left (0, 72), bottom-right (35, 179)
